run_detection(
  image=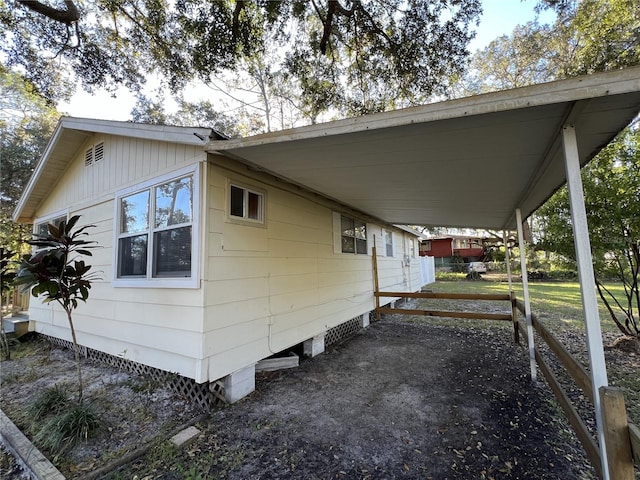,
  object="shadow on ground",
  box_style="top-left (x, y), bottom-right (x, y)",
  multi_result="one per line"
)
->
top-left (114, 316), bottom-right (594, 480)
